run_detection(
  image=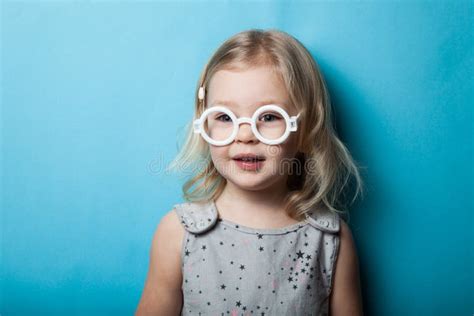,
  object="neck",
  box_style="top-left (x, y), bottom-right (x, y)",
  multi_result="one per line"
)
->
top-left (215, 177), bottom-right (291, 221)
